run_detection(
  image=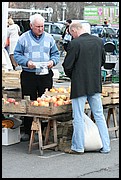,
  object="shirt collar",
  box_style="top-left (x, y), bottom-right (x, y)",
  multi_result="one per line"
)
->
top-left (31, 30), bottom-right (42, 40)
